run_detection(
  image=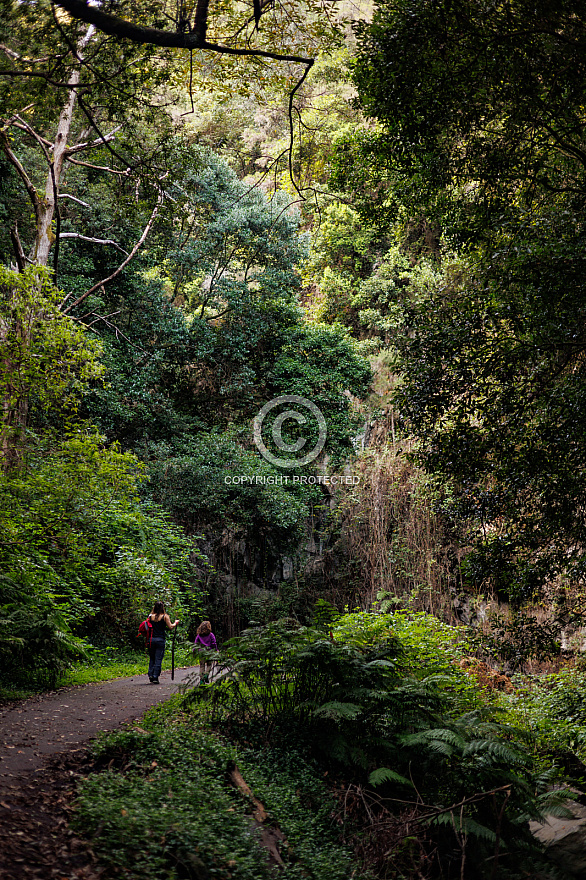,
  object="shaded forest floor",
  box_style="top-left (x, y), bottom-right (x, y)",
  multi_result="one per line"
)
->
top-left (0, 667), bottom-right (197, 878)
